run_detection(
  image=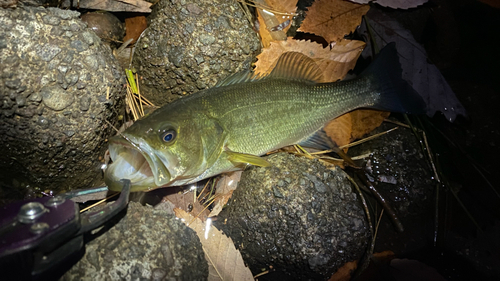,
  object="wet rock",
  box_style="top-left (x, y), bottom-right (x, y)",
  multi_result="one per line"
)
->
top-left (133, 0), bottom-right (260, 106)
top-left (80, 12), bottom-right (124, 46)
top-left (347, 121), bottom-right (434, 218)
top-left (0, 6), bottom-right (125, 200)
top-left (216, 153), bottom-right (369, 280)
top-left (62, 202), bottom-right (208, 280)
